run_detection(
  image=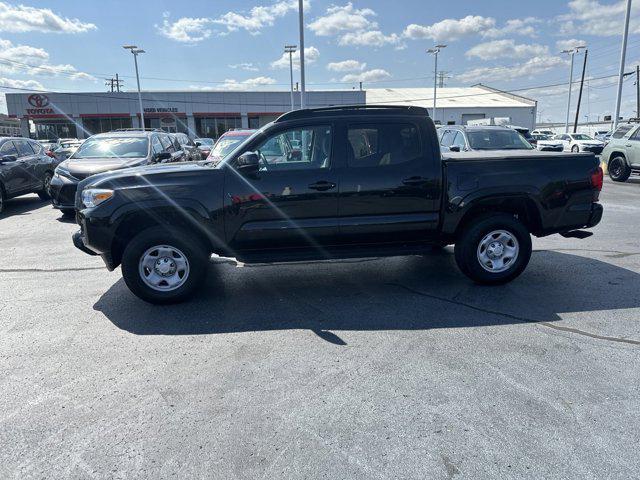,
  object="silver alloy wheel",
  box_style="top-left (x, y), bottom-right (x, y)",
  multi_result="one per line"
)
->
top-left (138, 244), bottom-right (190, 292)
top-left (477, 230), bottom-right (520, 273)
